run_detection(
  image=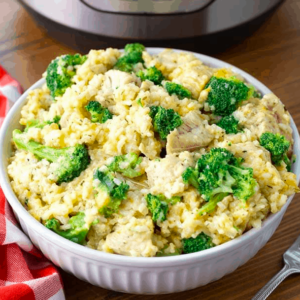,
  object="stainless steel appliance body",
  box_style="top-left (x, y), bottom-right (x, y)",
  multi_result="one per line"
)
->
top-left (20, 0), bottom-right (283, 40)
top-left (82, 0), bottom-right (214, 14)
